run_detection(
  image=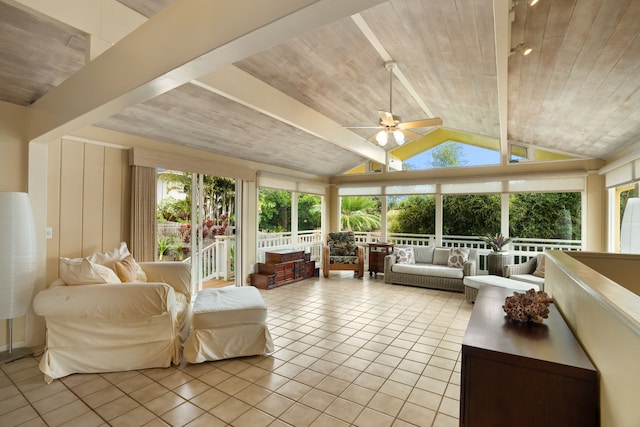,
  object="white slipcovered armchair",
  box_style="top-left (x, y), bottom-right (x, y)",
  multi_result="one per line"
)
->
top-left (33, 245), bottom-right (191, 383)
